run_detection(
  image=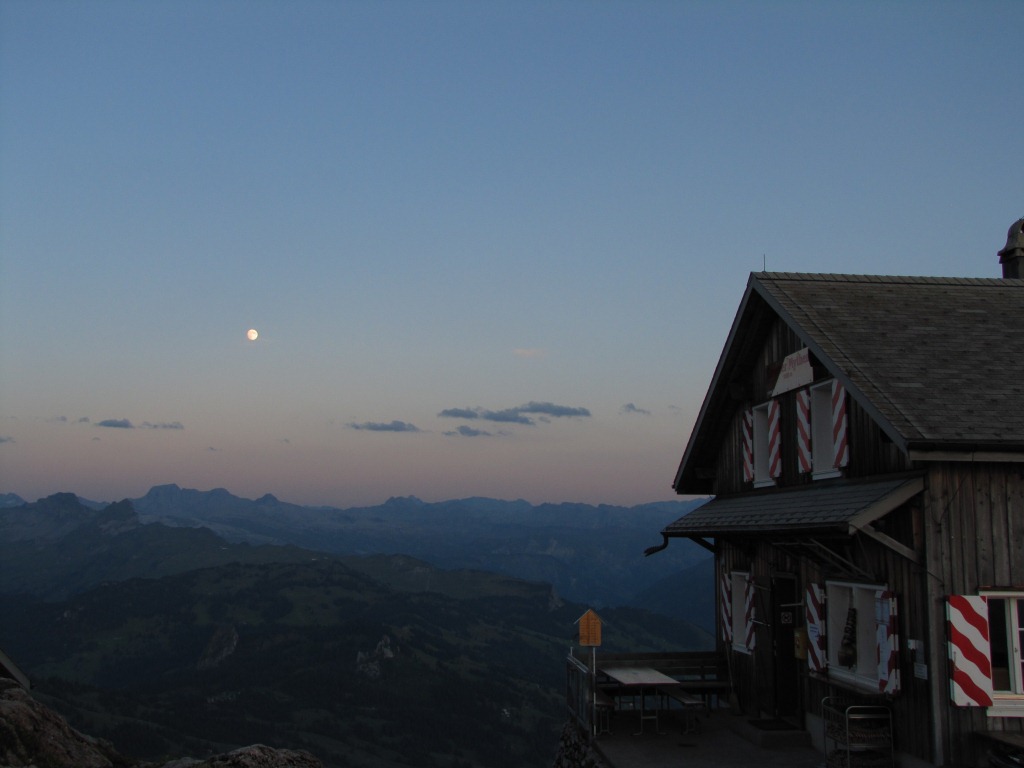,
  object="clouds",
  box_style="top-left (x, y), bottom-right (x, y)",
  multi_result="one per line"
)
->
top-left (344, 400), bottom-right (591, 440)
top-left (47, 416), bottom-right (185, 430)
top-left (438, 401), bottom-right (591, 426)
top-left (347, 420), bottom-right (421, 433)
top-left (620, 403), bottom-right (651, 416)
top-left (96, 418), bottom-right (134, 429)
top-left (443, 425), bottom-right (494, 438)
